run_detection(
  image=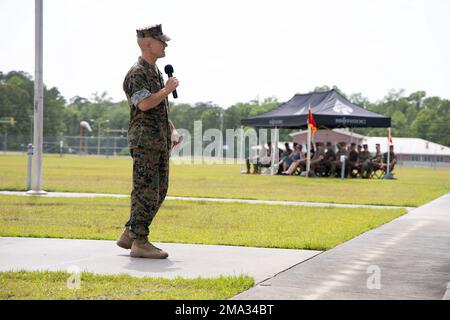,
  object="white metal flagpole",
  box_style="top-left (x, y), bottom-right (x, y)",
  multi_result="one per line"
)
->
top-left (29, 0), bottom-right (46, 195)
top-left (270, 127), bottom-right (277, 175)
top-left (239, 126), bottom-right (244, 173)
top-left (386, 127), bottom-right (391, 176)
top-left (306, 125), bottom-right (311, 175)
